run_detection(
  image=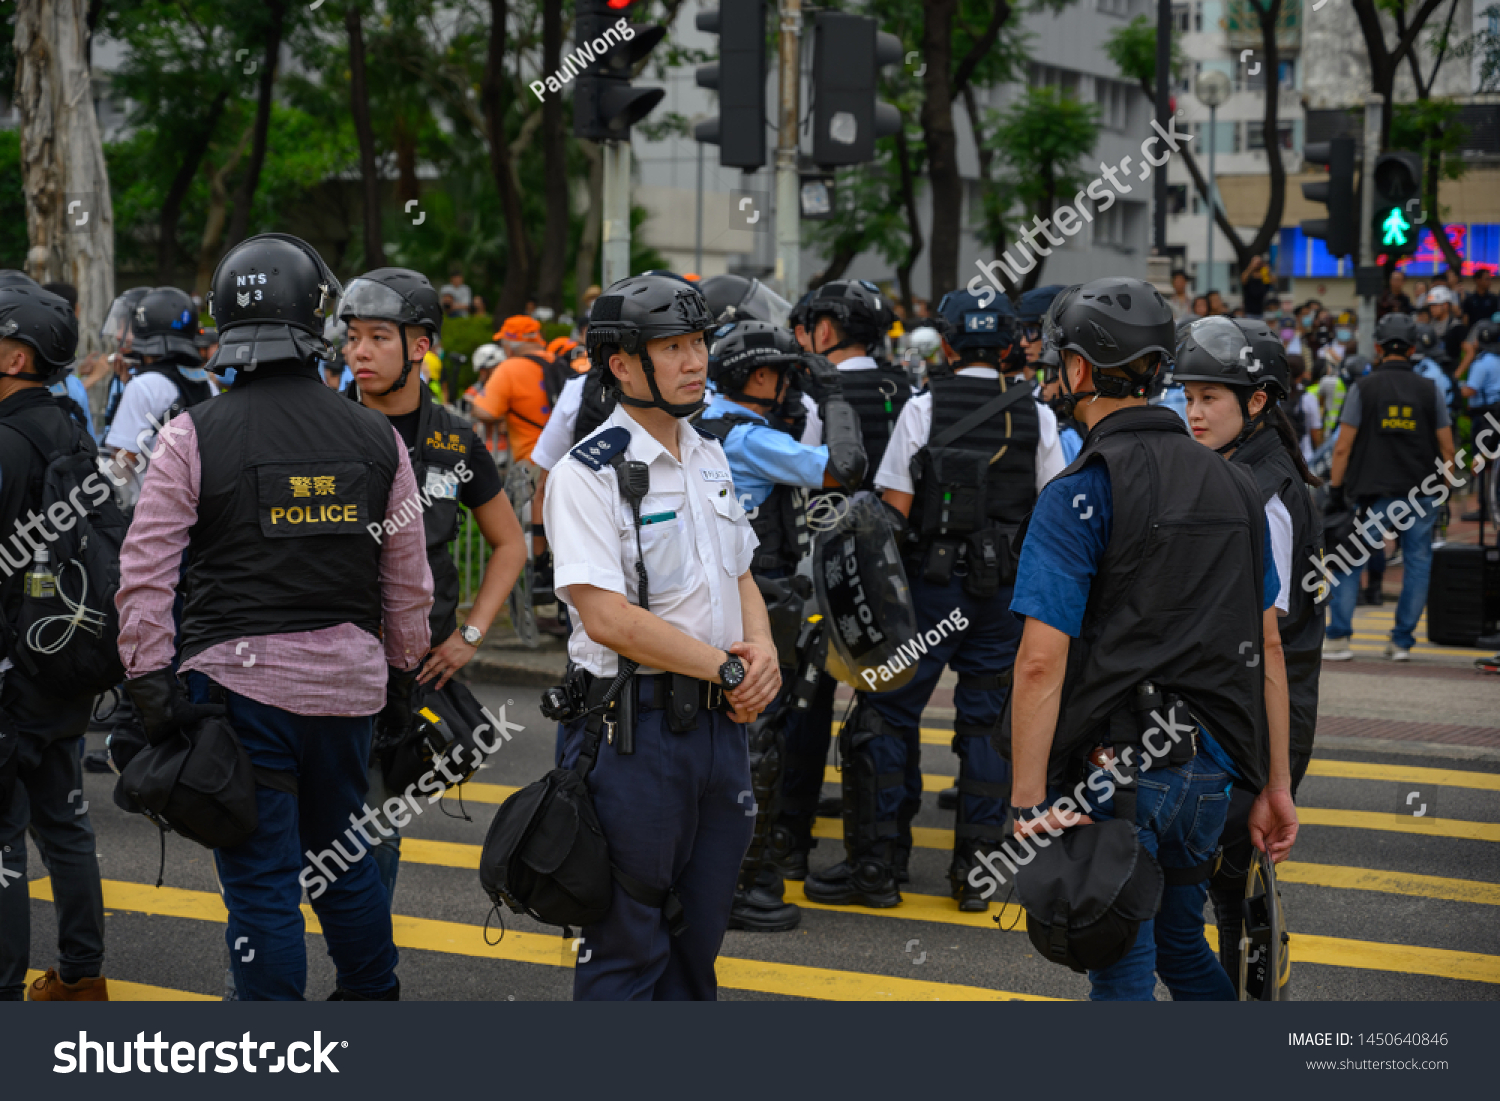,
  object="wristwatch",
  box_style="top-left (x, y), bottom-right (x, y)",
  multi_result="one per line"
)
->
top-left (460, 625), bottom-right (485, 646)
top-left (718, 652), bottom-right (746, 689)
